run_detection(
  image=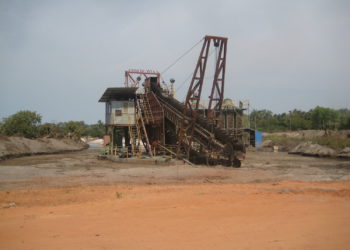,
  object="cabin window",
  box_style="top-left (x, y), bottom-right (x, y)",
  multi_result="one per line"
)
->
top-left (106, 103), bottom-right (111, 114)
top-left (115, 110), bottom-right (122, 116)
